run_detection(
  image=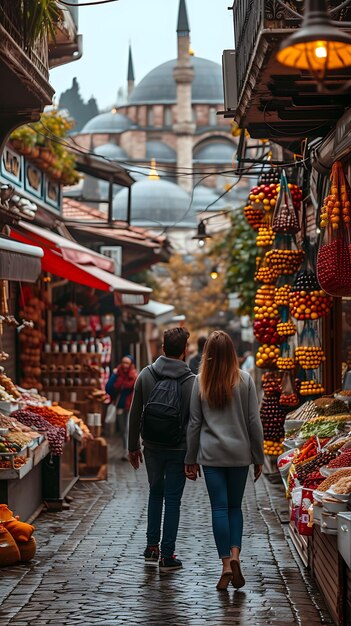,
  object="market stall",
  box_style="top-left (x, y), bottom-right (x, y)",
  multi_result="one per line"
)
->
top-left (242, 161), bottom-right (351, 624)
